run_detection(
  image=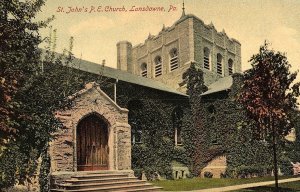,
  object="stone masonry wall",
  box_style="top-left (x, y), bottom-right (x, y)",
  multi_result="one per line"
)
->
top-left (193, 17), bottom-right (241, 83)
top-left (116, 123), bottom-right (131, 170)
top-left (129, 17), bottom-right (192, 80)
top-left (117, 14), bottom-right (241, 92)
top-left (201, 155), bottom-right (227, 178)
top-left (50, 83), bottom-right (131, 174)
